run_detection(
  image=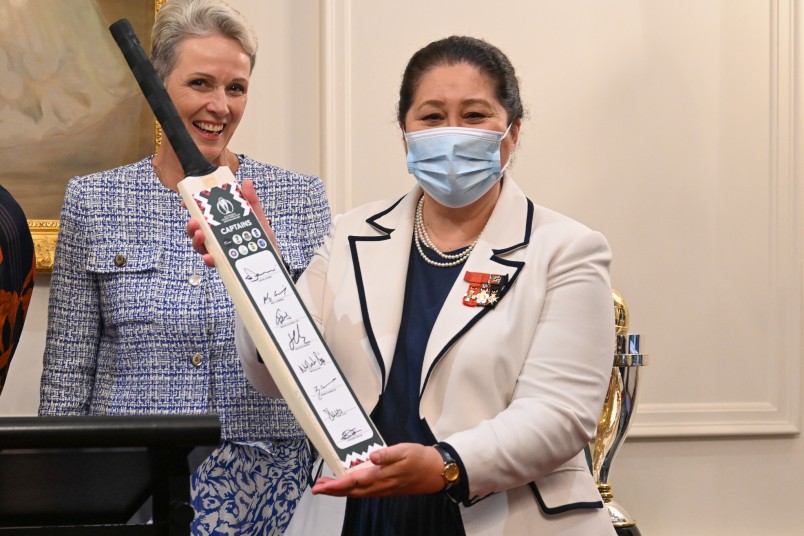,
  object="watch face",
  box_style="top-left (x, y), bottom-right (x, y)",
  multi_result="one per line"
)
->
top-left (443, 462), bottom-right (460, 483)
